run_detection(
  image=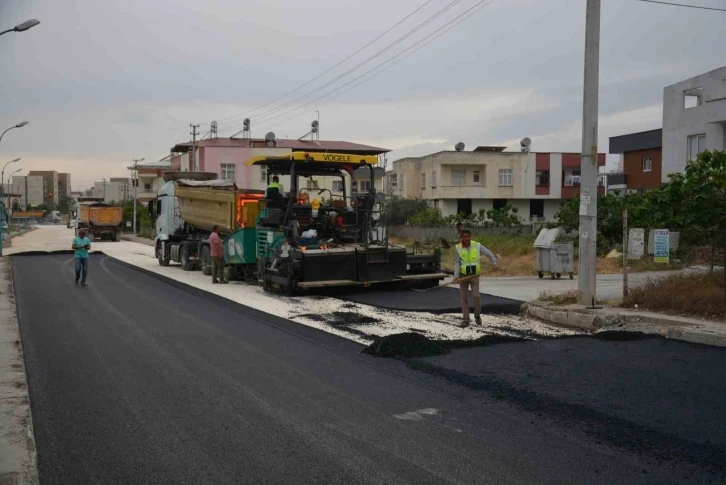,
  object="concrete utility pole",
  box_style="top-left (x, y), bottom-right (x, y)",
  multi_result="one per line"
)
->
top-left (131, 158), bottom-right (145, 234)
top-left (102, 178), bottom-right (107, 201)
top-left (190, 124), bottom-right (200, 171)
top-left (578, 0), bottom-right (601, 308)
